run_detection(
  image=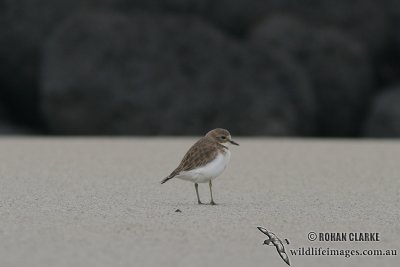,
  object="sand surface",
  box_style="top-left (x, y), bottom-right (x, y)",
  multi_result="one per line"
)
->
top-left (0, 138), bottom-right (399, 266)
